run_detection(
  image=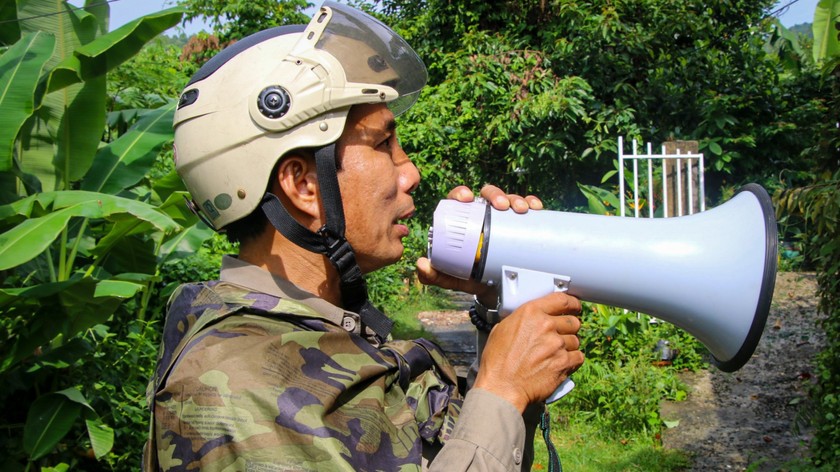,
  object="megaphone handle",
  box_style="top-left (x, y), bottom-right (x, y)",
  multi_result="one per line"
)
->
top-left (496, 265), bottom-right (577, 404)
top-left (546, 378), bottom-right (575, 404)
